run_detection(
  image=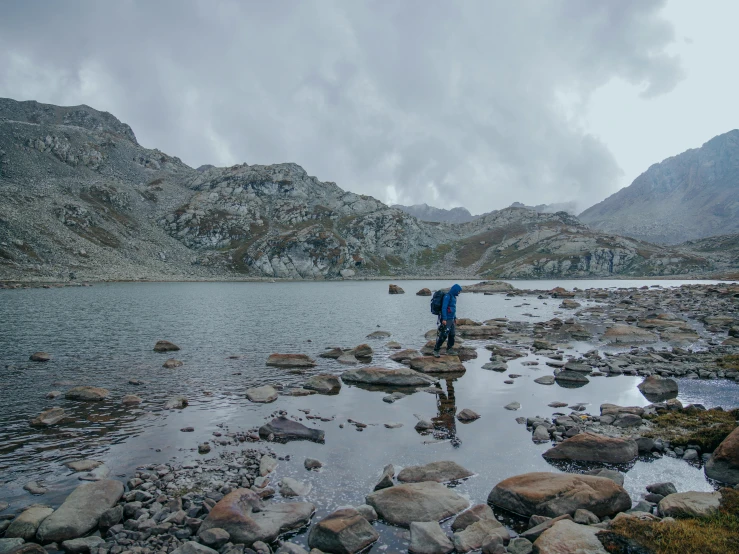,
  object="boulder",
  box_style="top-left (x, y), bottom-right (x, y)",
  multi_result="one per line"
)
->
top-left (637, 375), bottom-right (679, 401)
top-left (374, 464), bottom-right (395, 491)
top-left (153, 340), bottom-right (180, 352)
top-left (452, 519), bottom-right (509, 552)
top-left (259, 456), bottom-right (278, 476)
top-left (409, 356), bottom-right (465, 373)
top-left (603, 325), bottom-right (658, 344)
top-left (266, 354), bottom-right (316, 368)
top-left (397, 461), bottom-right (474, 483)
top-left (355, 505), bottom-right (377, 522)
top-left (456, 326), bottom-right (502, 339)
top-left (29, 352), bottom-right (51, 362)
top-left (6, 506), bottom-right (54, 540)
top-left (319, 348), bottom-right (344, 359)
top-left (64, 460), bottom-right (102, 473)
top-left (275, 545), bottom-right (309, 554)
top-left (416, 288), bottom-right (432, 296)
top-left (341, 367), bottom-right (435, 387)
top-left (389, 349), bottom-right (422, 363)
top-left (304, 458), bottom-right (323, 470)
top-left (532, 520), bottom-right (607, 554)
top-left (456, 409), bottom-right (480, 422)
top-left (366, 481), bottom-right (469, 528)
top-left (409, 521), bottom-right (453, 554)
top-left (279, 478), bottom-right (312, 497)
top-left (705, 426), bottom-right (739, 484)
top-left (553, 371), bottom-right (589, 386)
top-left (30, 407), bottom-right (65, 427)
top-left (64, 387), bottom-right (109, 401)
top-left (245, 385), bottom-right (279, 403)
top-left (352, 344), bottom-right (373, 358)
top-left (164, 395), bottom-right (188, 410)
top-left (658, 491), bottom-right (722, 518)
top-left (451, 504), bottom-right (496, 532)
top-left (0, 540), bottom-right (26, 554)
top-left (259, 417), bottom-right (325, 443)
top-left (60, 536), bottom-right (105, 554)
top-left (162, 358), bottom-right (183, 368)
top-left (646, 482), bottom-right (677, 497)
top-left (586, 469), bottom-right (624, 487)
top-left (121, 394), bottom-right (142, 405)
top-left (199, 528), bottom-right (230, 549)
top-left (366, 331), bottom-right (391, 339)
top-left (504, 402), bottom-right (520, 411)
top-left (171, 542), bottom-right (219, 554)
top-left (542, 433), bottom-right (638, 463)
top-left (534, 376), bottom-right (555, 385)
top-left (198, 489), bottom-right (314, 547)
top-left (36, 480), bottom-right (124, 542)
top-left (304, 374), bottom-right (342, 394)
top-left (307, 508), bottom-right (379, 554)
top-left (488, 472), bottom-right (631, 518)
top-left (389, 284), bottom-right (405, 294)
